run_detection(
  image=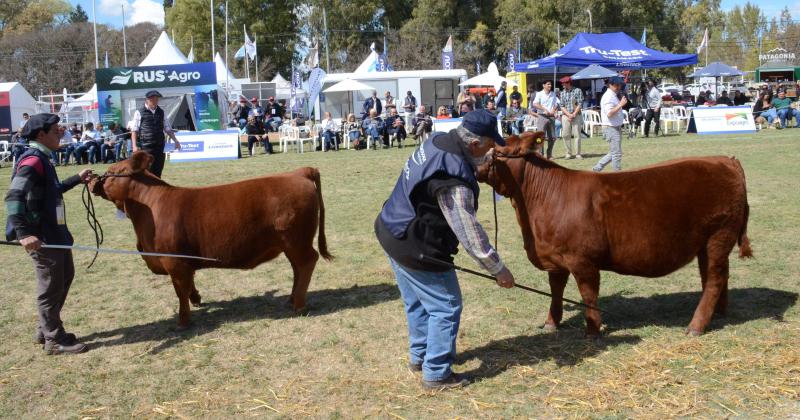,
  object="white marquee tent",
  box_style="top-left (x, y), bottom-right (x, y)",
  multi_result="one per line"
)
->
top-left (139, 31), bottom-right (190, 66)
top-left (0, 82), bottom-right (36, 133)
